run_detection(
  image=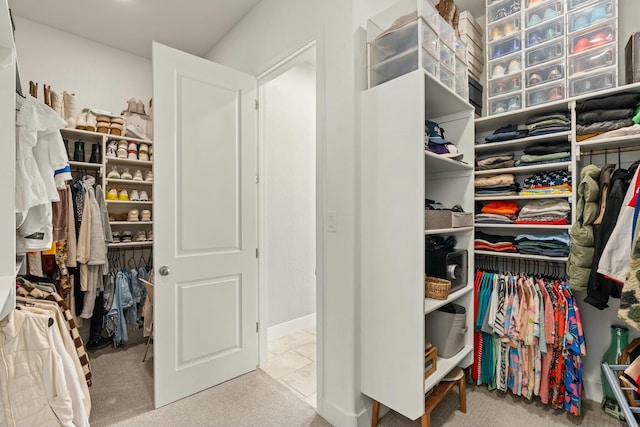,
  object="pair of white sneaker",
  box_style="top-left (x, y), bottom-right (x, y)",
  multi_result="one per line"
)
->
top-left (129, 190), bottom-right (149, 201)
